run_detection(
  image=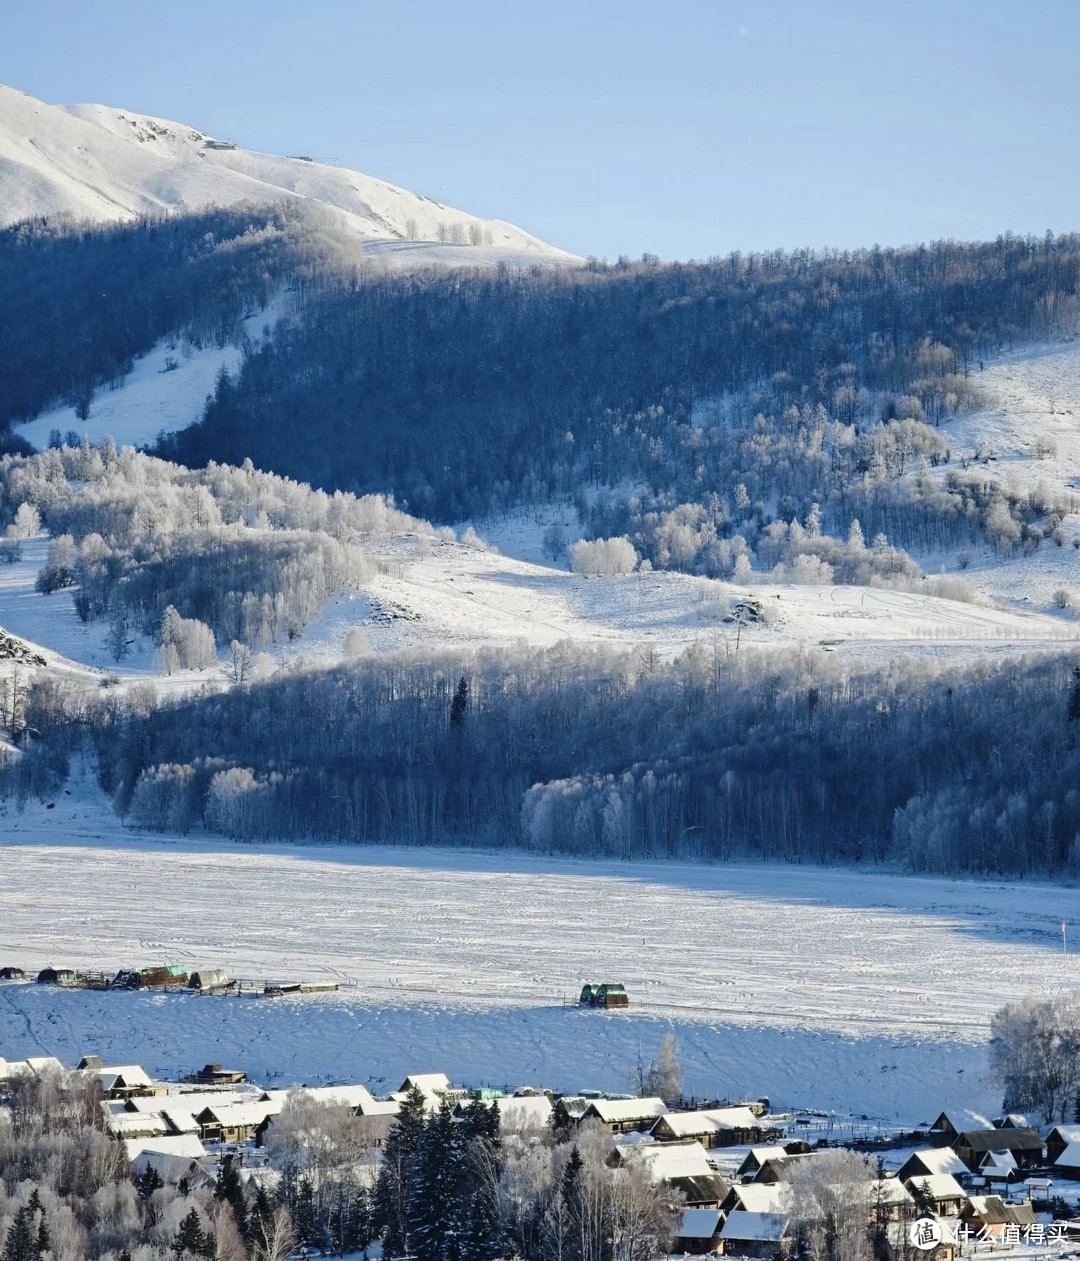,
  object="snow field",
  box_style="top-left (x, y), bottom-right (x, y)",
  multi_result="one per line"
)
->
top-left (1, 774), bottom-right (1077, 1122)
